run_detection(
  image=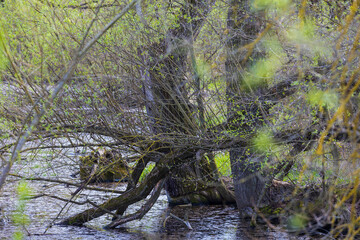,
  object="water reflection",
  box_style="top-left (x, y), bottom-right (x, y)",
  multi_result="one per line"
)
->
top-left (109, 204), bottom-right (305, 240)
top-left (0, 179), bottom-right (304, 239)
